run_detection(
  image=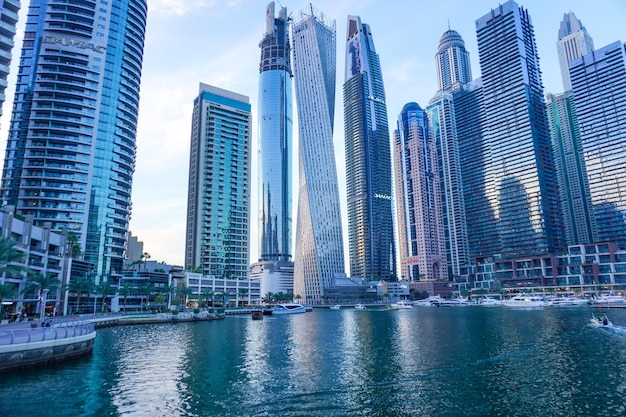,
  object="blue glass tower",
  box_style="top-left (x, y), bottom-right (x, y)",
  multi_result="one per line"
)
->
top-left (475, 0), bottom-right (565, 258)
top-left (0, 0), bottom-right (20, 121)
top-left (185, 84), bottom-right (251, 280)
top-left (258, 2), bottom-right (292, 263)
top-left (0, 0), bottom-right (148, 282)
top-left (292, 5), bottom-right (345, 304)
top-left (343, 16), bottom-right (395, 281)
top-left (569, 42), bottom-right (626, 244)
